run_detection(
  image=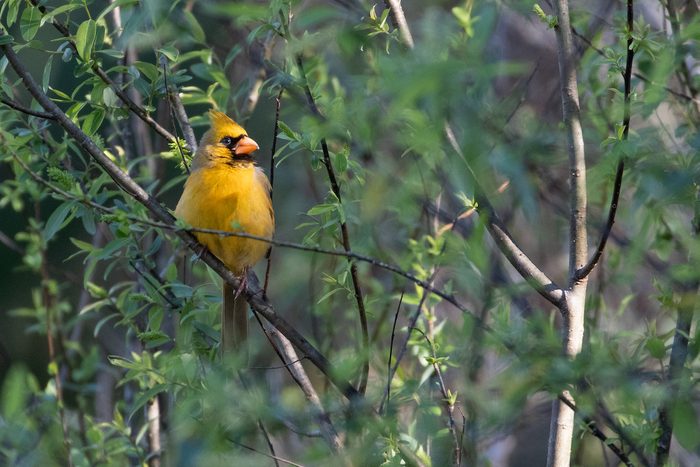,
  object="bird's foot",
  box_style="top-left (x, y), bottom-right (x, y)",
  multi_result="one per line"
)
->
top-left (233, 269), bottom-right (248, 299)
